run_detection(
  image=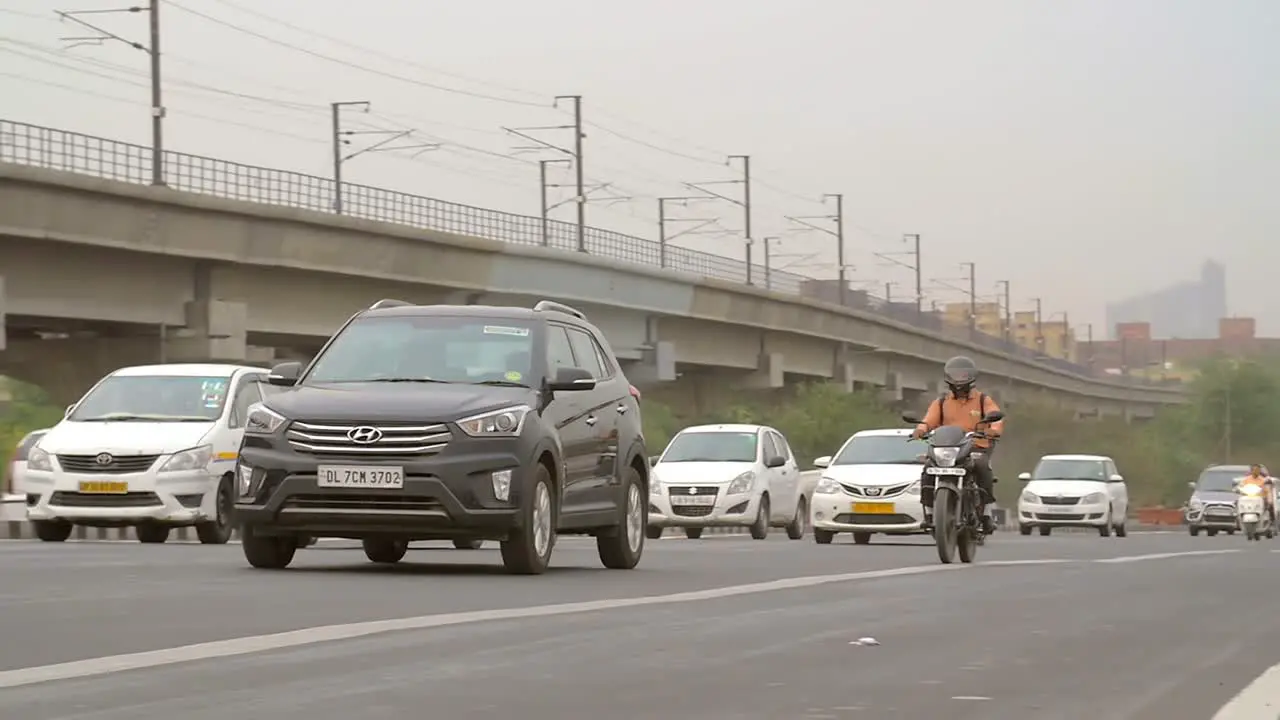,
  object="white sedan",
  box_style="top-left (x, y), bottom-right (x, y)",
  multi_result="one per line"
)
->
top-left (647, 424), bottom-right (808, 540)
top-left (1016, 454), bottom-right (1130, 537)
top-left (810, 428), bottom-right (929, 545)
top-left (2, 429), bottom-right (50, 523)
